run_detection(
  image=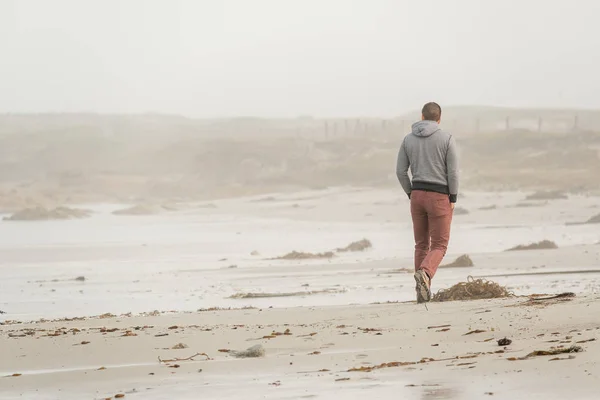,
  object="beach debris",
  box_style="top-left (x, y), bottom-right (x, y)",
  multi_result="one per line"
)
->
top-left (358, 327), bottom-right (382, 333)
top-left (172, 343), bottom-right (188, 350)
top-left (229, 288), bottom-right (345, 299)
top-left (428, 324), bottom-right (451, 329)
top-left (308, 351), bottom-right (321, 355)
top-left (271, 329), bottom-right (292, 336)
top-left (168, 325), bottom-right (179, 330)
top-left (114, 395), bottom-right (125, 399)
top-left (250, 250), bottom-right (260, 256)
top-left (479, 205), bottom-right (497, 210)
top-left (522, 292), bottom-right (576, 307)
top-left (464, 330), bottom-right (487, 336)
top-left (121, 331), bottom-right (137, 337)
top-left (432, 276), bottom-right (511, 302)
top-left (528, 292), bottom-right (576, 301)
top-left (218, 349), bottom-right (230, 353)
top-left (99, 313), bottom-right (117, 319)
top-left (158, 352), bottom-right (211, 363)
top-left (349, 361), bottom-right (416, 372)
top-left (507, 346), bottom-right (583, 361)
top-left (456, 362), bottom-right (477, 366)
top-left (549, 355), bottom-right (577, 361)
top-left (74, 276), bottom-right (86, 282)
top-left (3, 206), bottom-right (91, 221)
top-left (97, 367), bottom-right (106, 371)
top-left (230, 344), bottom-right (265, 358)
top-left (269, 381), bottom-right (281, 386)
top-left (336, 378), bottom-right (351, 382)
top-left (440, 254), bottom-right (474, 268)
top-left (7, 373), bottom-right (22, 377)
top-left (335, 239), bottom-right (372, 252)
top-left (525, 190), bottom-right (568, 201)
top-left (273, 250), bottom-right (335, 260)
top-left (576, 338), bottom-right (596, 344)
top-left (497, 338), bottom-right (512, 346)
top-left (505, 240), bottom-right (558, 251)
top-left (406, 384), bottom-right (441, 388)
top-left (197, 306), bottom-right (256, 312)
top-left (154, 333), bottom-right (169, 337)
